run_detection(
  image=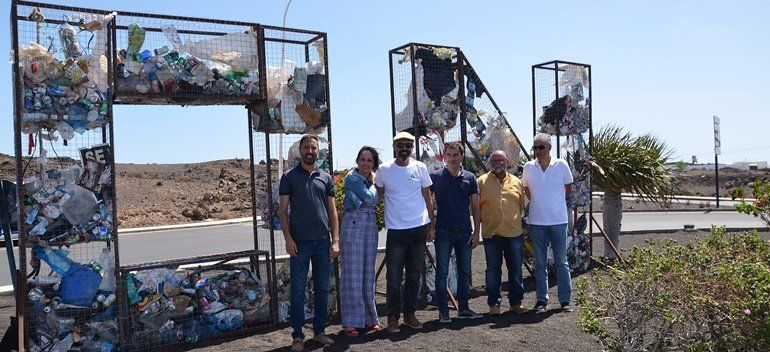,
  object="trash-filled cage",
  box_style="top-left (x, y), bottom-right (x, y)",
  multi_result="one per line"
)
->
top-left (117, 250), bottom-right (272, 351)
top-left (249, 26), bottom-right (332, 256)
top-left (11, 1), bottom-right (122, 350)
top-left (112, 12), bottom-right (261, 105)
top-left (248, 25), bottom-right (336, 322)
top-left (532, 60), bottom-right (593, 272)
top-left (460, 58), bottom-right (528, 175)
top-left (389, 43), bottom-right (528, 175)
